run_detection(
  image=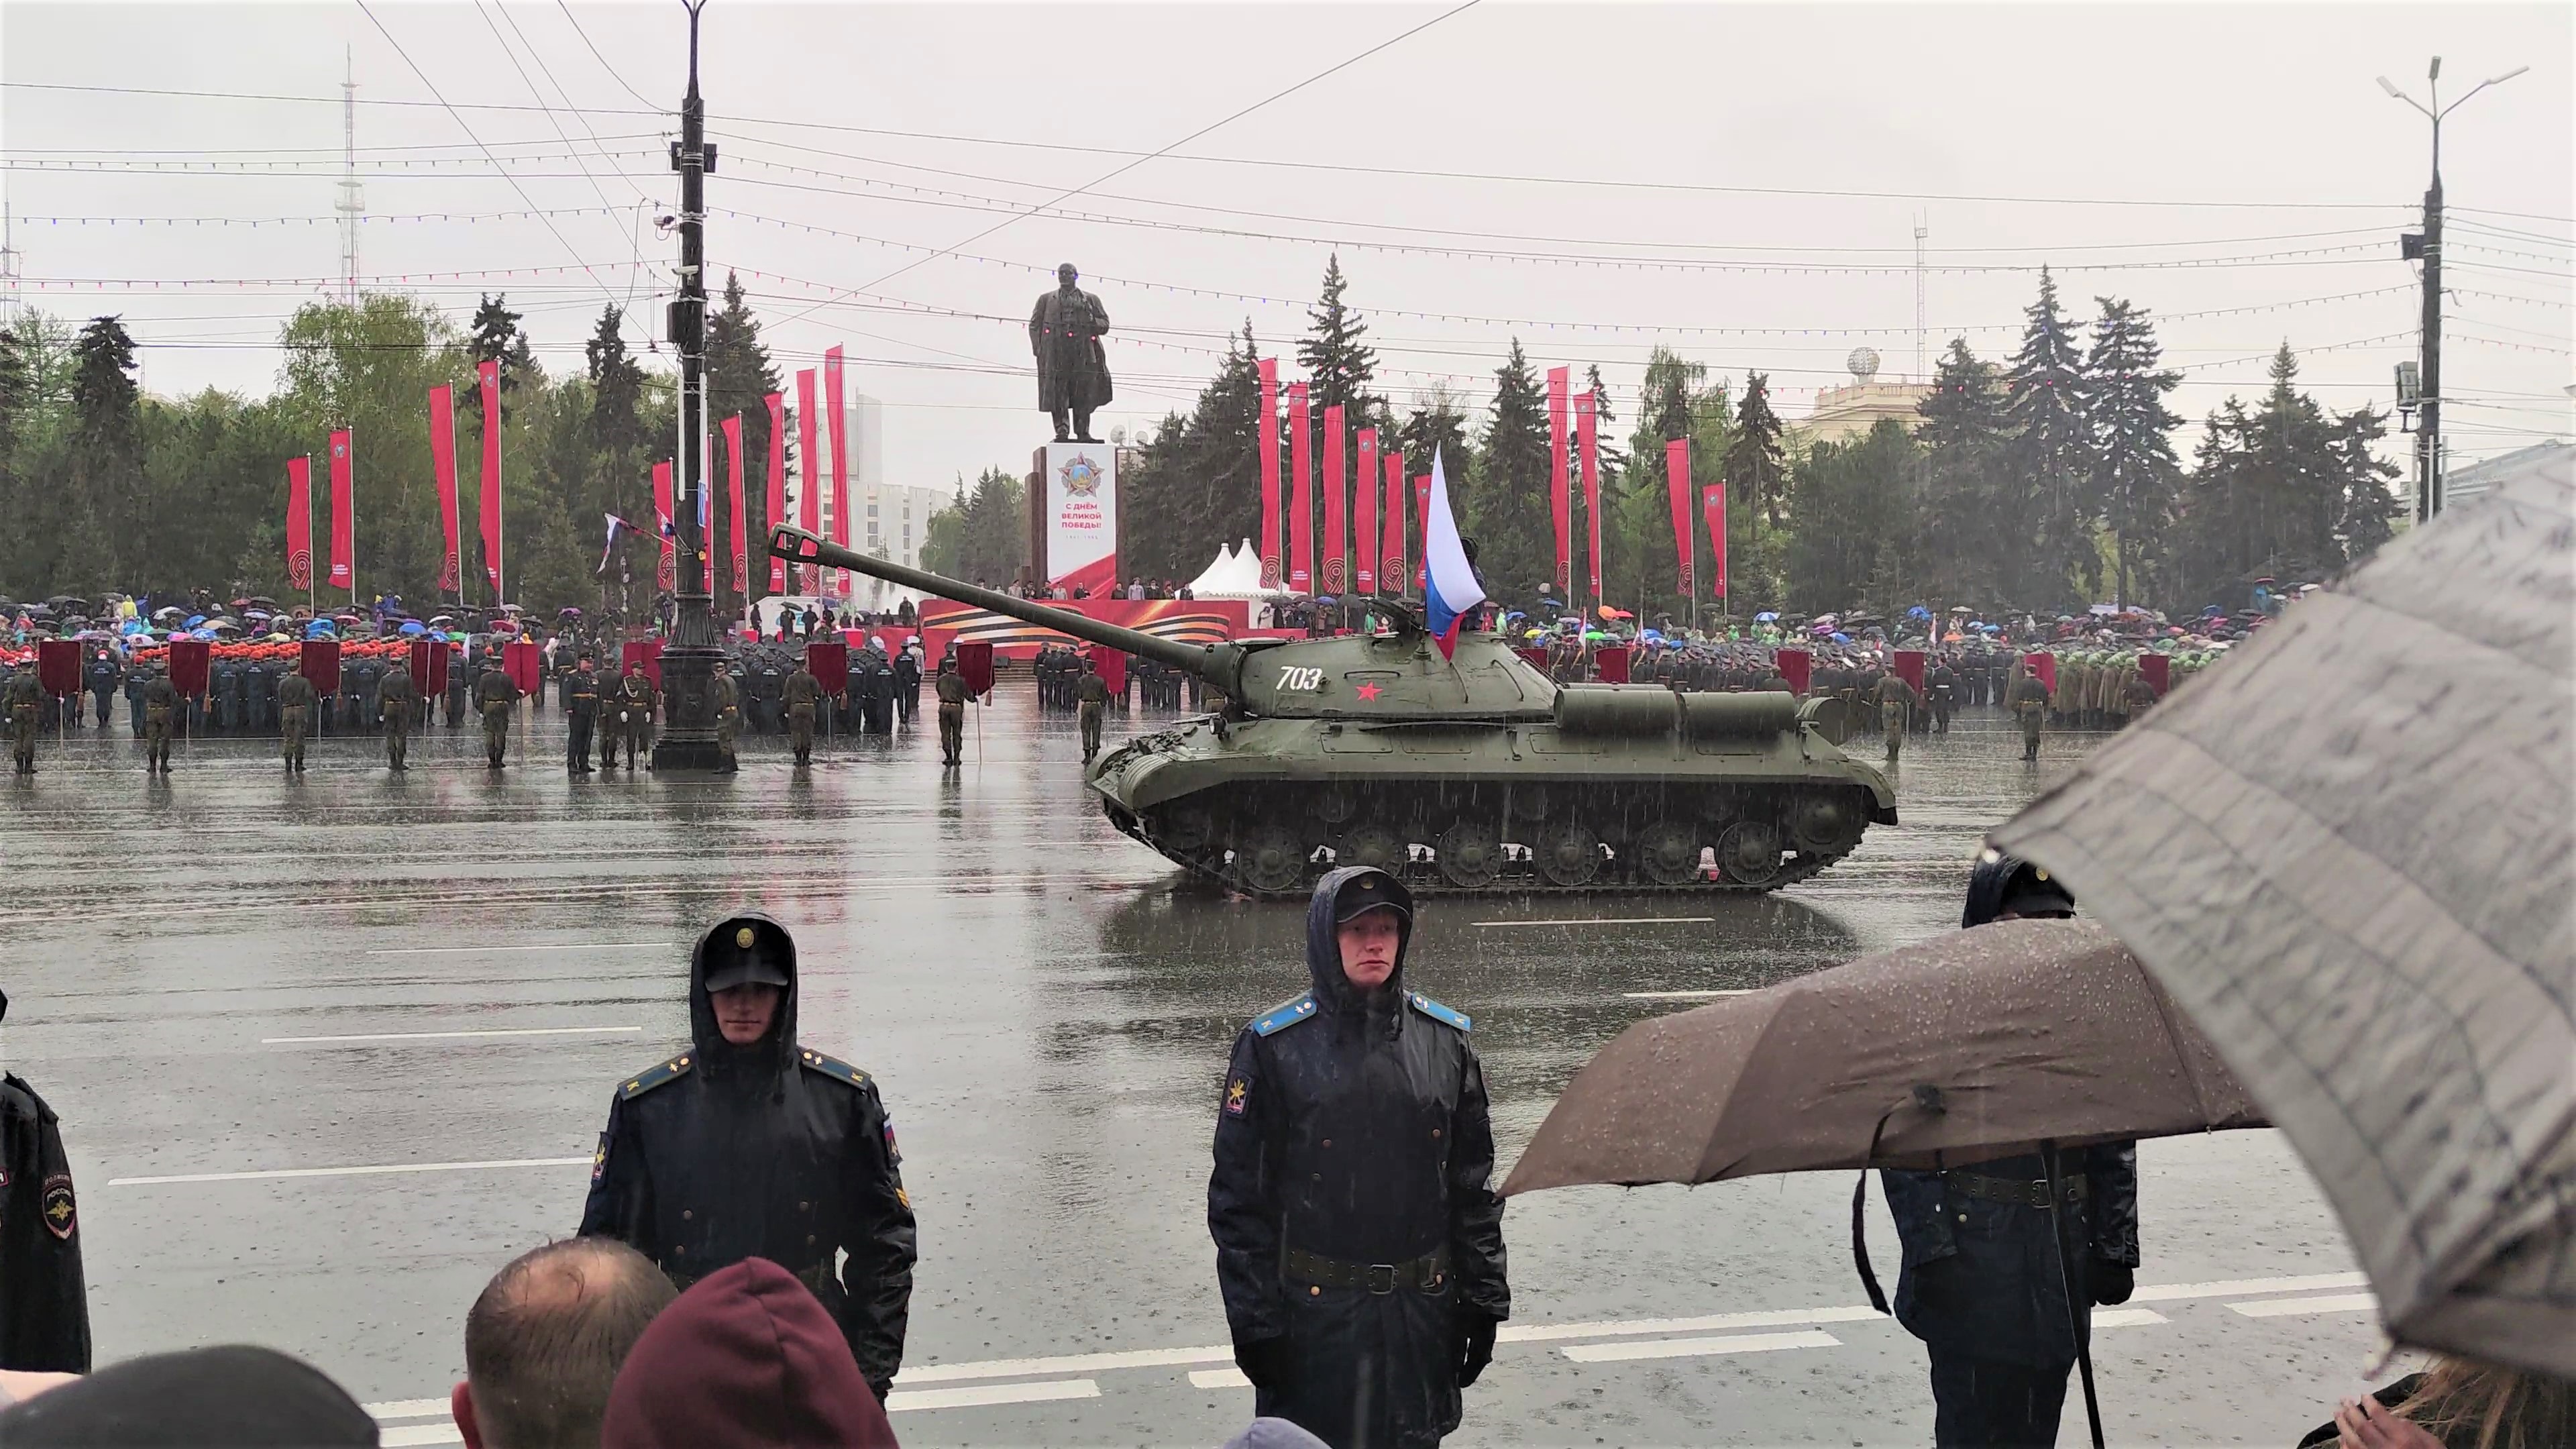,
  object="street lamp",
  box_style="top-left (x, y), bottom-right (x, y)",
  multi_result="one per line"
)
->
top-left (2377, 57), bottom-right (2530, 522)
